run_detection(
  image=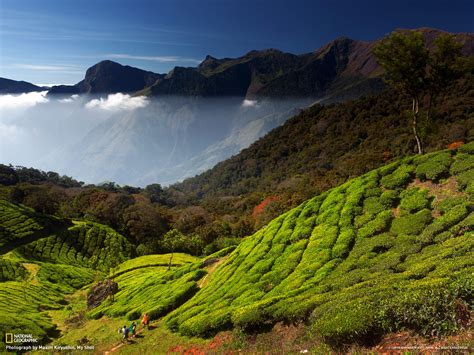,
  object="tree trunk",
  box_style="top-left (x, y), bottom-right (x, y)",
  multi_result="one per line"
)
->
top-left (412, 97), bottom-right (423, 154)
top-left (168, 252), bottom-right (173, 271)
